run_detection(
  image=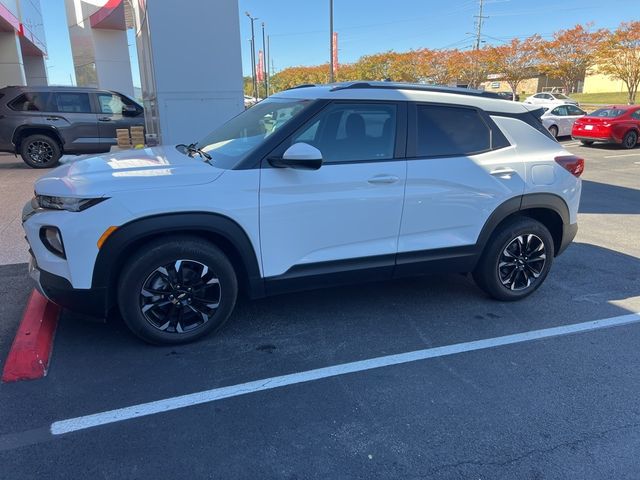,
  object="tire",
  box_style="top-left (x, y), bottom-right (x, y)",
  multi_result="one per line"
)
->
top-left (20, 134), bottom-right (62, 168)
top-left (118, 236), bottom-right (238, 345)
top-left (580, 140), bottom-right (594, 146)
top-left (473, 217), bottom-right (554, 301)
top-left (548, 125), bottom-right (558, 138)
top-left (622, 130), bottom-right (638, 149)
